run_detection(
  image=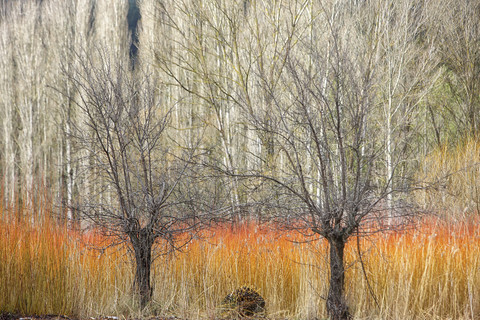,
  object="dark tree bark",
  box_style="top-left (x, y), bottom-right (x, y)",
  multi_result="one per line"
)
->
top-left (327, 236), bottom-right (349, 320)
top-left (131, 228), bottom-right (154, 308)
